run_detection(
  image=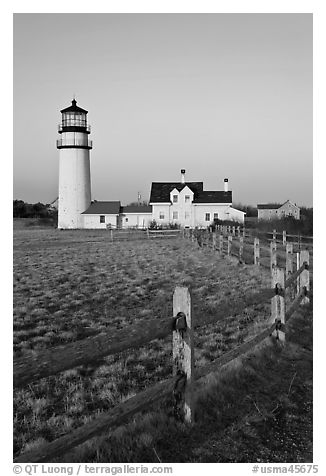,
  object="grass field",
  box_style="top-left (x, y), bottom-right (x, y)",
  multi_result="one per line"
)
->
top-left (13, 225), bottom-right (312, 462)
